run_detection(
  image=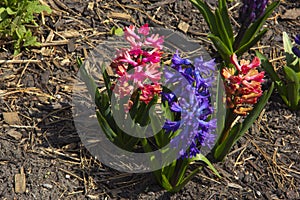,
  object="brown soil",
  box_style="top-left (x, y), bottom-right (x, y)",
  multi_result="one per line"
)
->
top-left (0, 0), bottom-right (299, 199)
